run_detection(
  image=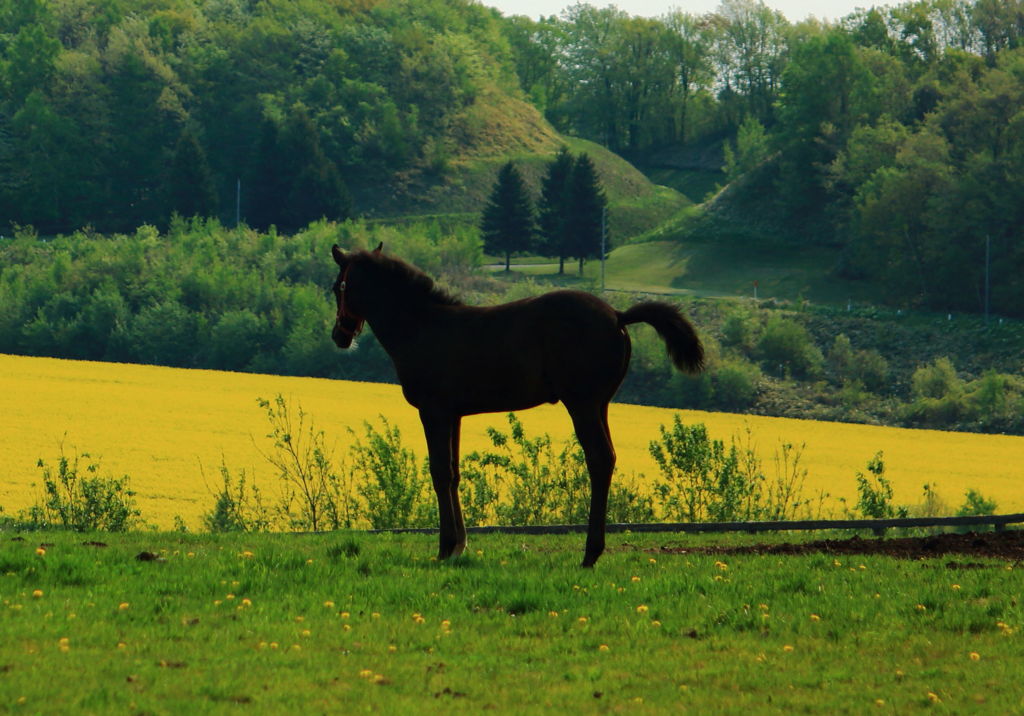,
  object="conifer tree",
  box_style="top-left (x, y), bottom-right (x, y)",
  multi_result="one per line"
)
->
top-left (566, 152), bottom-right (607, 275)
top-left (167, 126), bottom-right (219, 220)
top-left (537, 146), bottom-right (574, 274)
top-left (480, 161), bottom-right (535, 272)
